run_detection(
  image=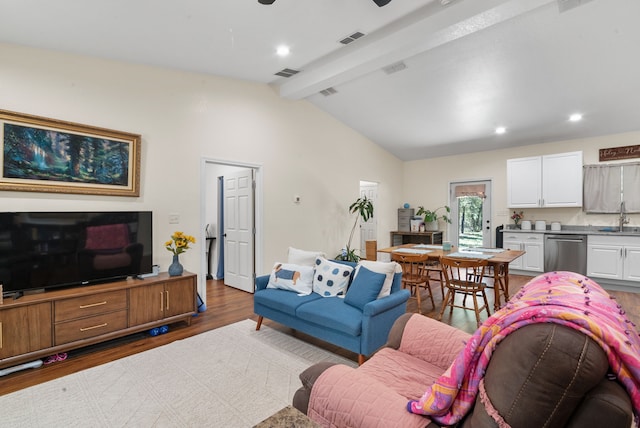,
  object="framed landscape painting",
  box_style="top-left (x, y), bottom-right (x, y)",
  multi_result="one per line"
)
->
top-left (0, 109), bottom-right (141, 197)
